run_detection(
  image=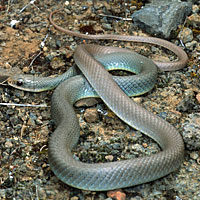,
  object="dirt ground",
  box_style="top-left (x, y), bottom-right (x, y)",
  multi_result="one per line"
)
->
top-left (0, 0), bottom-right (200, 200)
